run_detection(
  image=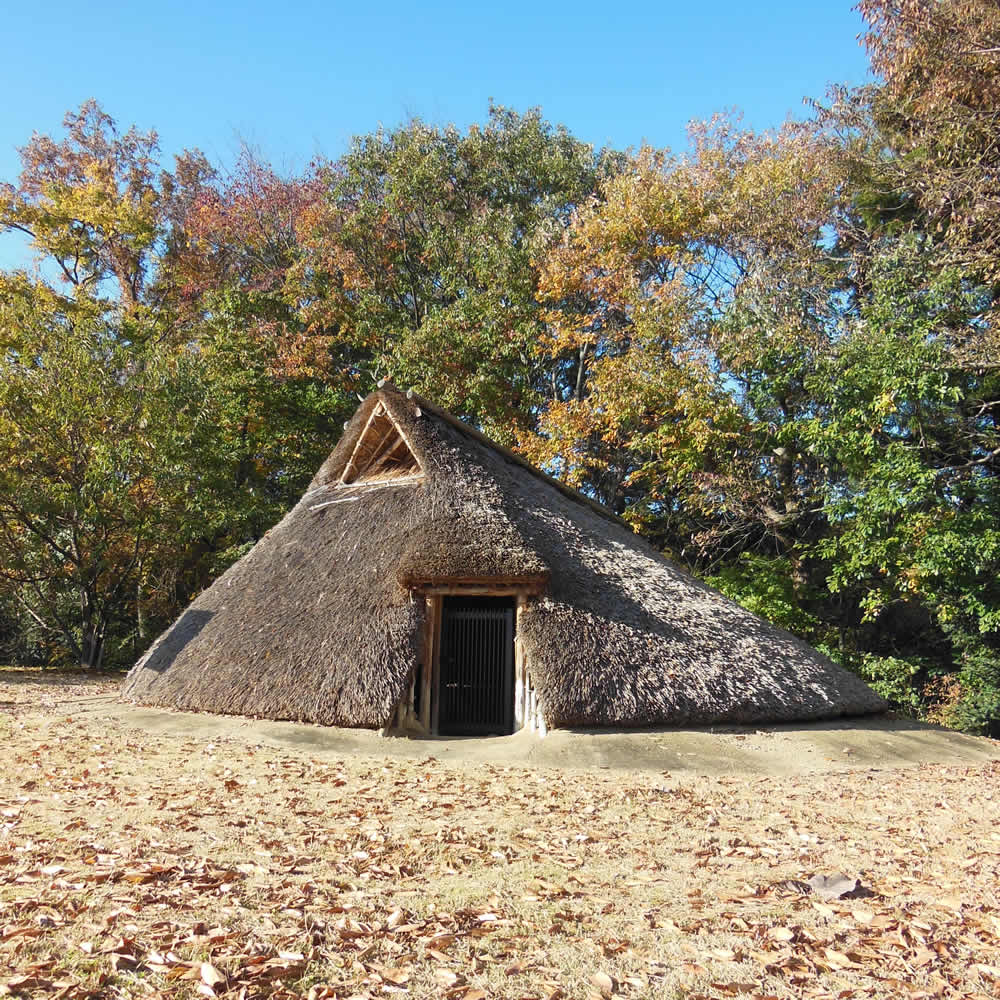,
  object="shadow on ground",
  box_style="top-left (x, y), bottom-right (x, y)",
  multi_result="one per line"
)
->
top-left (0, 666), bottom-right (125, 690)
